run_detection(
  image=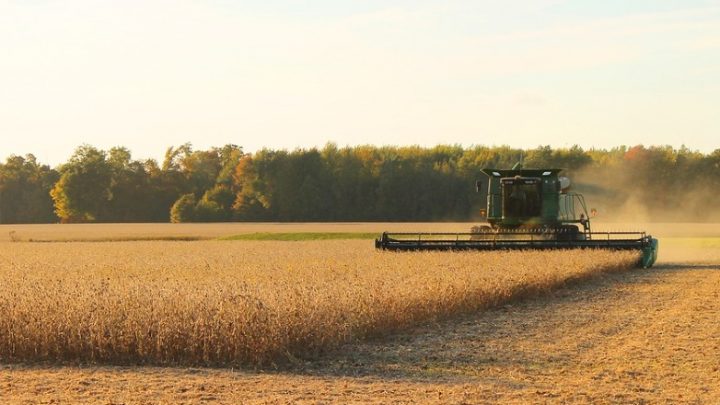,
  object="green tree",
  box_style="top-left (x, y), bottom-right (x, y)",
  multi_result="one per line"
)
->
top-left (0, 154), bottom-right (58, 223)
top-left (3, 142), bottom-right (719, 223)
top-left (105, 147), bottom-right (157, 221)
top-left (170, 193), bottom-right (197, 223)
